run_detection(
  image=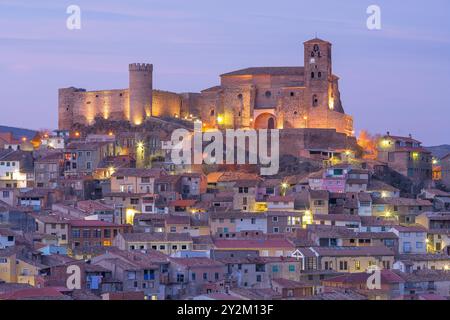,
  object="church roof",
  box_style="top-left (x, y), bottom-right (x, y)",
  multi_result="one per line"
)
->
top-left (304, 37), bottom-right (332, 45)
top-left (221, 66), bottom-right (305, 77)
